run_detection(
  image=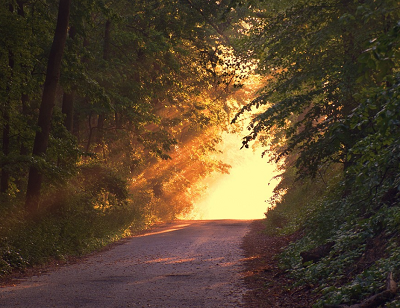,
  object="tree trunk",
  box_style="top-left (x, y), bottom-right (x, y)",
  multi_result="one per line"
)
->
top-left (1, 51), bottom-right (12, 194)
top-left (73, 109), bottom-right (80, 141)
top-left (91, 20), bottom-right (111, 155)
top-left (1, 107), bottom-right (10, 194)
top-left (25, 0), bottom-right (71, 215)
top-left (86, 113), bottom-right (93, 153)
top-left (16, 1), bottom-right (25, 17)
top-left (61, 26), bottom-right (76, 132)
top-left (99, 19), bottom-right (111, 139)
top-left (115, 112), bottom-right (123, 129)
top-left (71, 37), bottom-right (89, 142)
top-left (104, 20), bottom-right (111, 61)
top-left (95, 114), bottom-right (106, 158)
top-left (62, 91), bottom-right (74, 132)
top-left (19, 94), bottom-right (29, 156)
top-left (96, 114), bottom-right (105, 144)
